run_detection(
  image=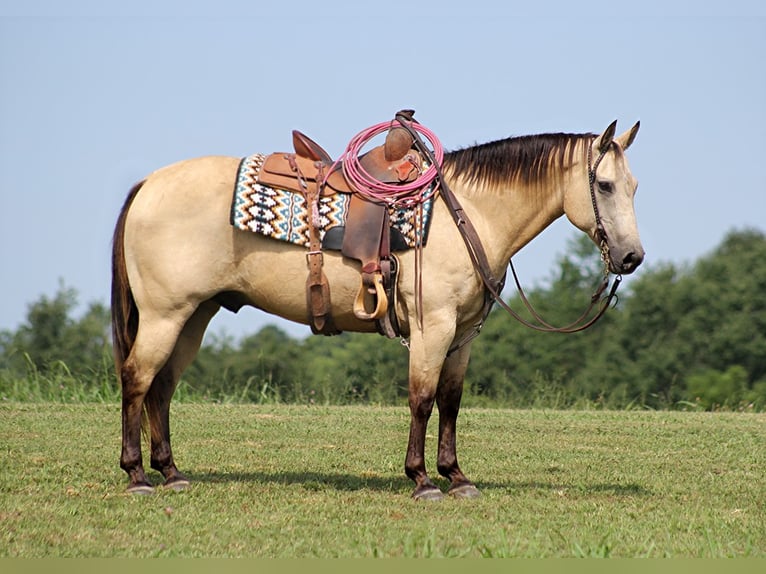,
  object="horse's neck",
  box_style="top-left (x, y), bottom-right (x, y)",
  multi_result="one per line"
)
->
top-left (444, 166), bottom-right (577, 274)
